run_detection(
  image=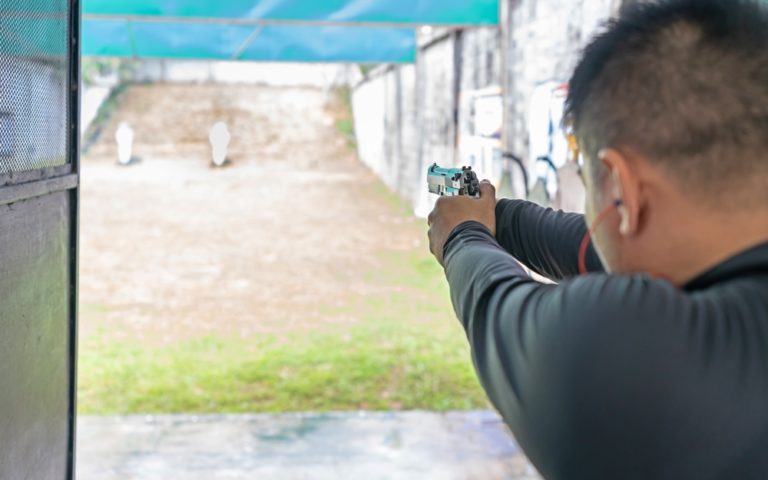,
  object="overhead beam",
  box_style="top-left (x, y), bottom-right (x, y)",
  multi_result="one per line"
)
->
top-left (82, 14), bottom-right (496, 29)
top-left (82, 0), bottom-right (499, 26)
